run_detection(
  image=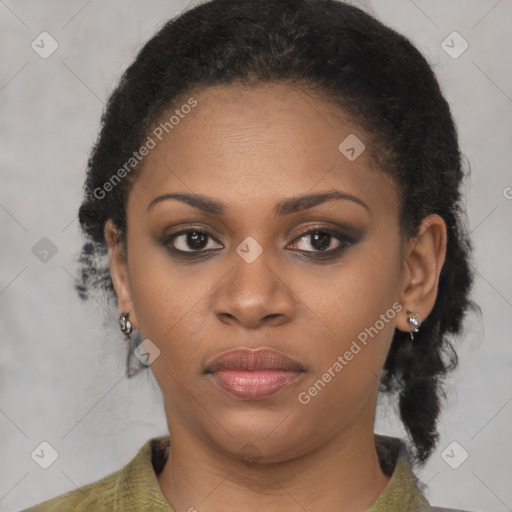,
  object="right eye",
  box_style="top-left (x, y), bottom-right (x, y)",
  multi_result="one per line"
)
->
top-left (166, 228), bottom-right (224, 253)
